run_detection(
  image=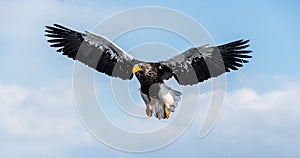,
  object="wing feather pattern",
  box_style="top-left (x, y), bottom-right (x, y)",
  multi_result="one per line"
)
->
top-left (160, 40), bottom-right (252, 85)
top-left (45, 24), bottom-right (140, 80)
